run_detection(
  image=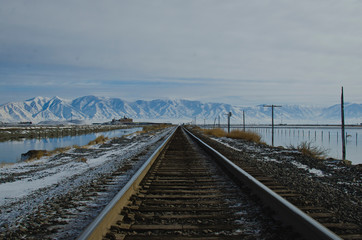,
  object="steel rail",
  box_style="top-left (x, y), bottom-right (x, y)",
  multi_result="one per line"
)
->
top-left (183, 127), bottom-right (341, 240)
top-left (77, 127), bottom-right (177, 240)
